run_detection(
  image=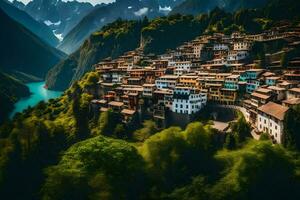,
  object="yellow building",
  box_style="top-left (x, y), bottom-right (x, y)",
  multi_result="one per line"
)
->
top-left (178, 75), bottom-right (199, 87)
